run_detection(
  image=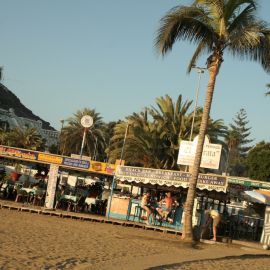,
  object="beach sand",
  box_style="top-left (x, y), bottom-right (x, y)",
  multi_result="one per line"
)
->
top-left (0, 208), bottom-right (269, 270)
